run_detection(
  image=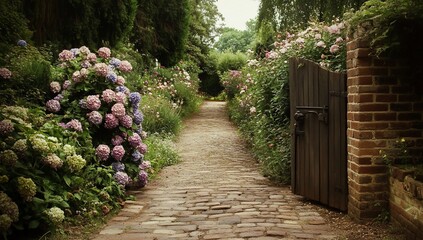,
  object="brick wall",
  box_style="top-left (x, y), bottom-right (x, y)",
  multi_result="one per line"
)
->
top-left (346, 26), bottom-right (423, 221)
